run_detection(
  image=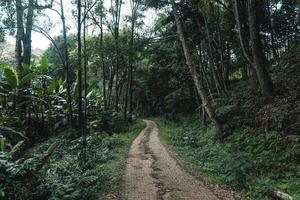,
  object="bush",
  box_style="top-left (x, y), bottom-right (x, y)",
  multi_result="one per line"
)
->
top-left (157, 116), bottom-right (300, 199)
top-left (0, 141), bottom-right (41, 200)
top-left (1, 120), bottom-right (144, 200)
